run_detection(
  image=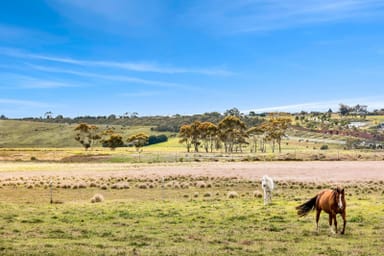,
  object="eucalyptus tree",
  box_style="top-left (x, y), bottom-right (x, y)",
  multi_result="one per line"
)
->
top-left (263, 115), bottom-right (291, 153)
top-left (247, 125), bottom-right (267, 153)
top-left (189, 121), bottom-right (202, 152)
top-left (218, 116), bottom-right (248, 153)
top-left (102, 133), bottom-right (124, 150)
top-left (127, 133), bottom-right (149, 152)
top-left (198, 121), bottom-right (218, 153)
top-left (74, 123), bottom-right (101, 150)
top-left (178, 124), bottom-right (193, 152)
